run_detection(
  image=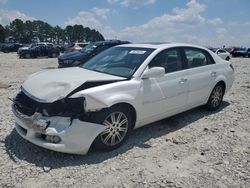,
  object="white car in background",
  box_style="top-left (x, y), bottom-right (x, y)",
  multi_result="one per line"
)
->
top-left (209, 48), bottom-right (231, 61)
top-left (12, 43), bottom-right (234, 154)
